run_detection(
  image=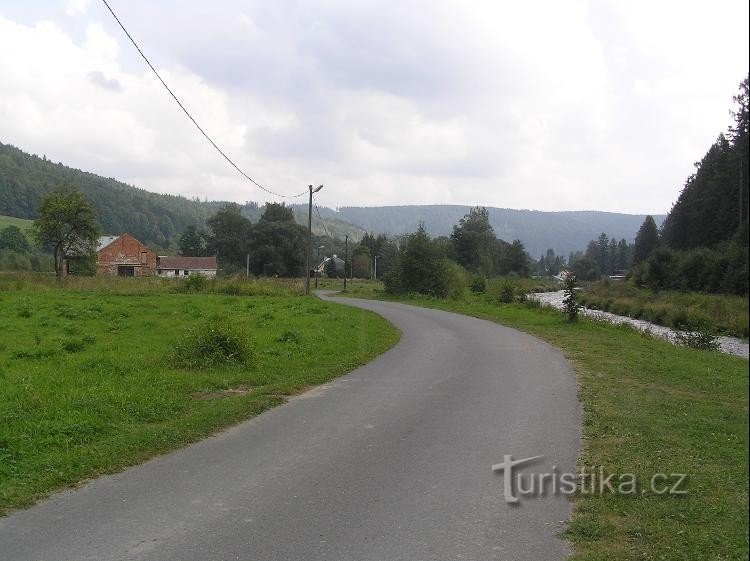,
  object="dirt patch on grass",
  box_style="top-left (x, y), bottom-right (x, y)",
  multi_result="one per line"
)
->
top-left (192, 385), bottom-right (254, 400)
